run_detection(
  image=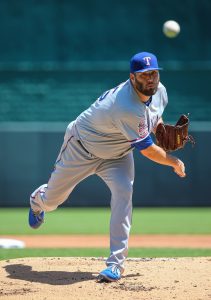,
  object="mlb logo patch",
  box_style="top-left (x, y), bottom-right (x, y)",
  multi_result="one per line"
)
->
top-left (138, 117), bottom-right (148, 138)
